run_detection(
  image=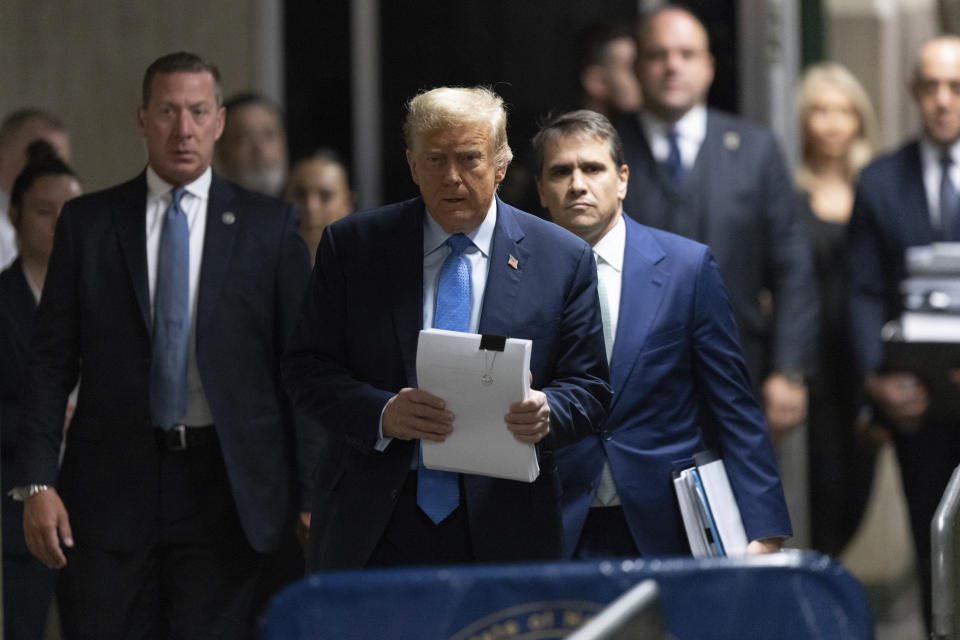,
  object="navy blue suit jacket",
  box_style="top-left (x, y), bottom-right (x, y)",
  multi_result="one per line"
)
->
top-left (848, 141), bottom-right (937, 377)
top-left (557, 216), bottom-right (791, 557)
top-left (283, 196), bottom-right (611, 569)
top-left (616, 109), bottom-right (817, 386)
top-left (15, 171), bottom-right (312, 553)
